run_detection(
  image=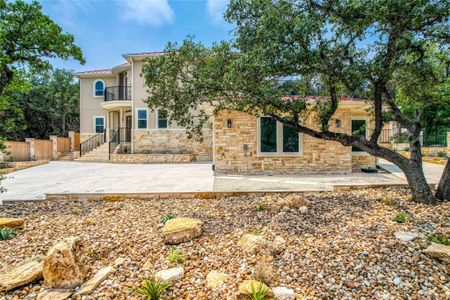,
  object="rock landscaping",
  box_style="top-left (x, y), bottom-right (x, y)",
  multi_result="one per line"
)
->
top-left (0, 187), bottom-right (449, 299)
